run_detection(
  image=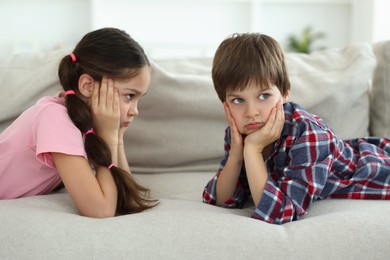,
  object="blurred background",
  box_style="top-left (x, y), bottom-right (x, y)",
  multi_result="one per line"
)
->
top-left (1, 0), bottom-right (389, 58)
